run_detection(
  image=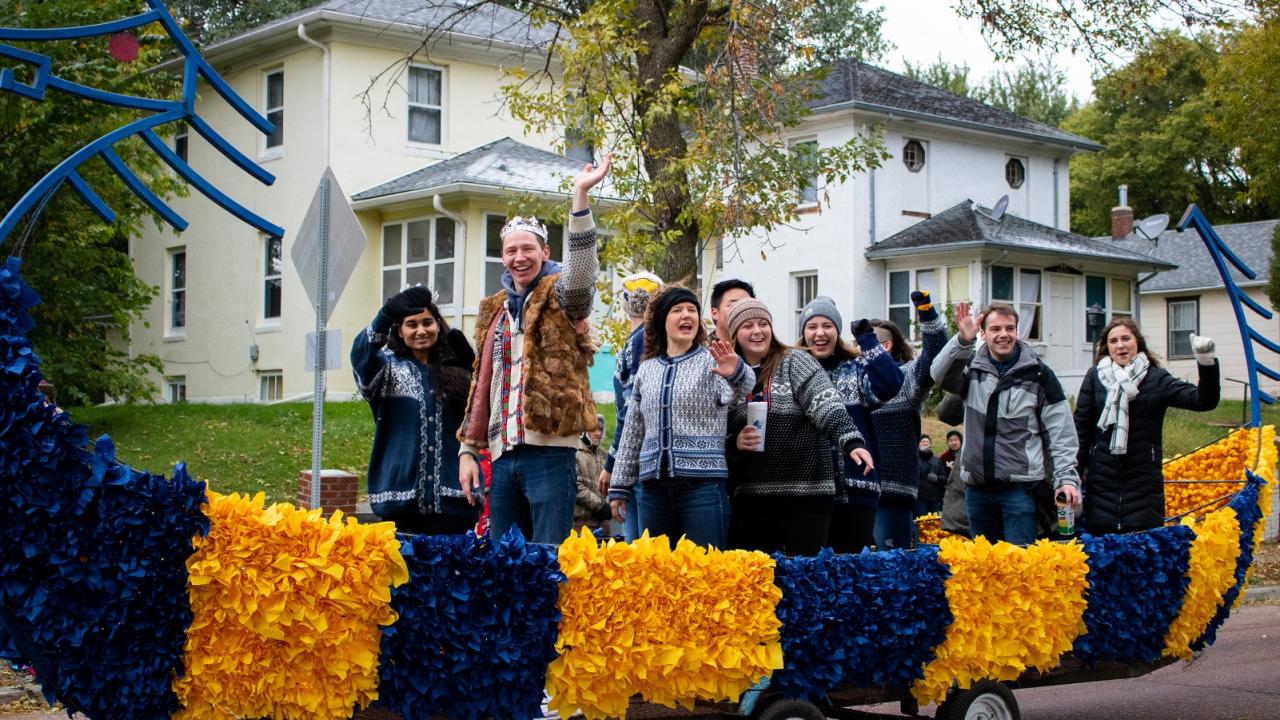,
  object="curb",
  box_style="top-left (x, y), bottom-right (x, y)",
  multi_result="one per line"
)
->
top-left (1244, 583), bottom-right (1280, 601)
